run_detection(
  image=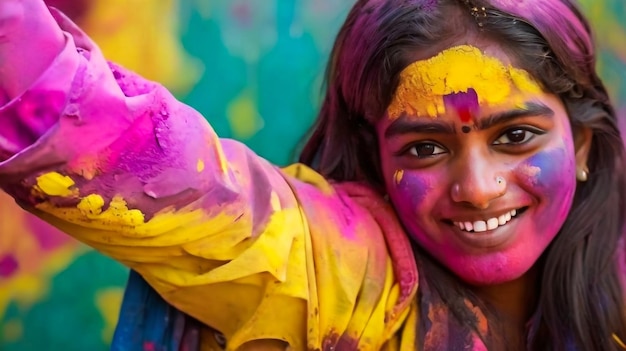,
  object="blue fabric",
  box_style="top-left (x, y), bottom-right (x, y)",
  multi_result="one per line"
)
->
top-left (111, 270), bottom-right (187, 351)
